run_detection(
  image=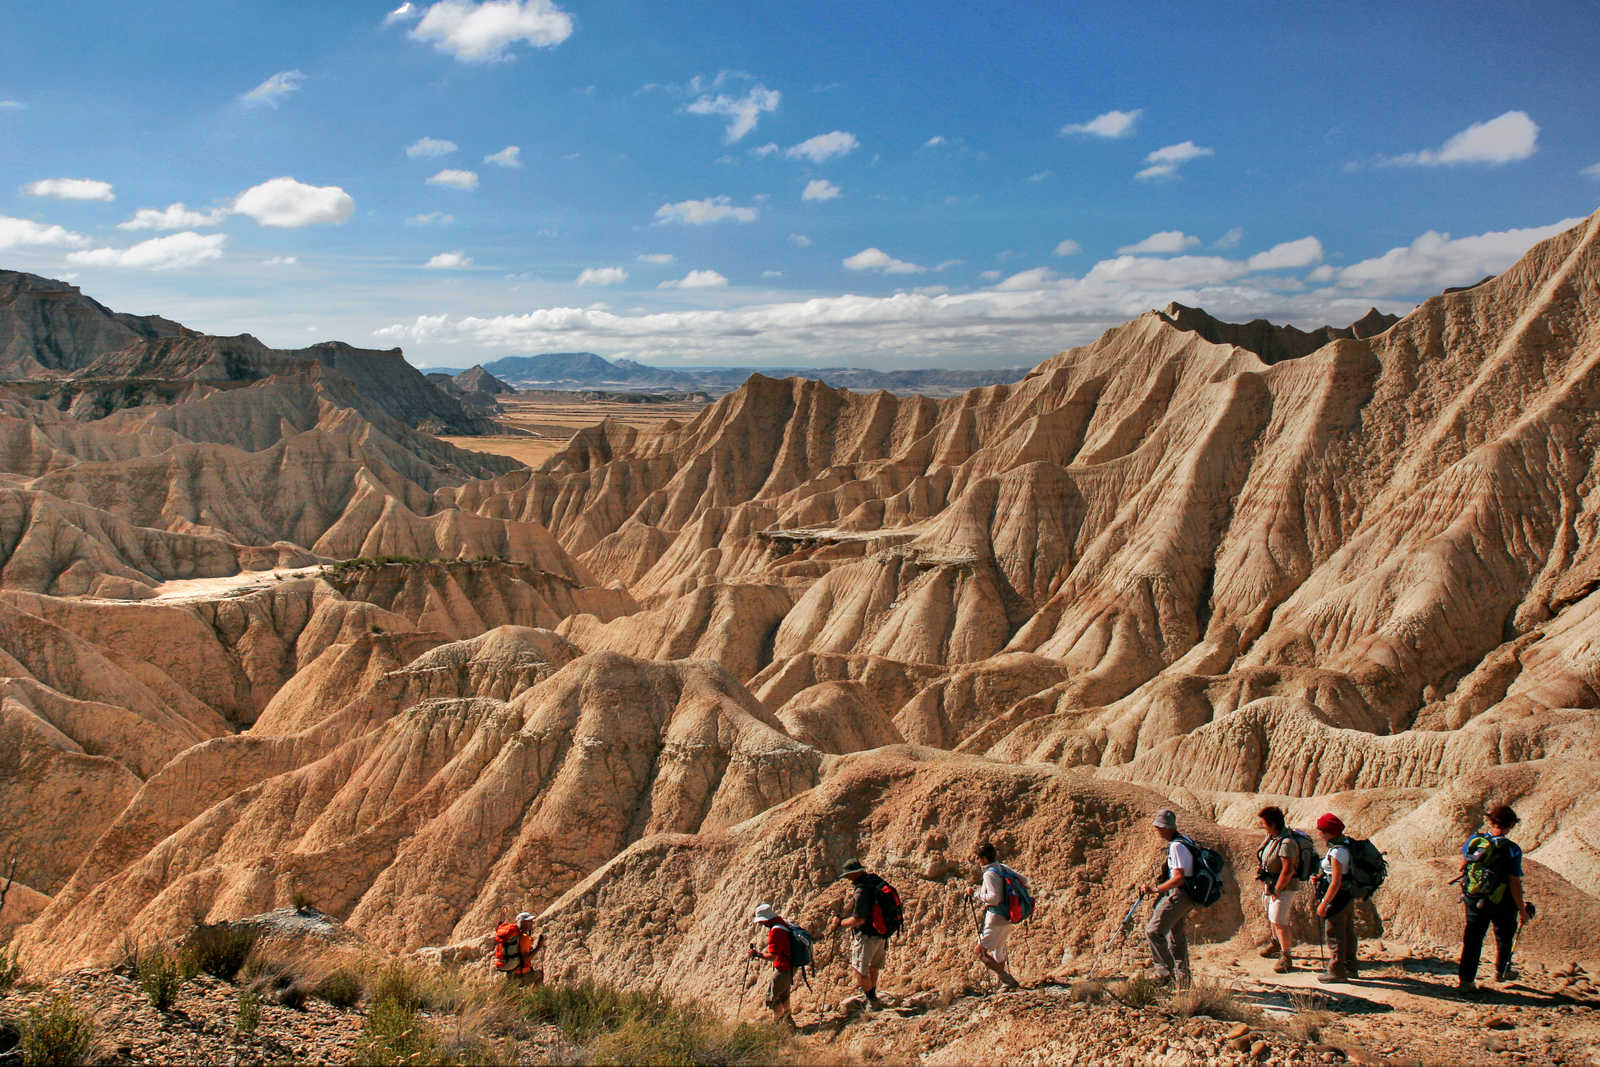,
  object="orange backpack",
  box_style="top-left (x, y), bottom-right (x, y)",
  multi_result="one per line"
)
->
top-left (493, 923), bottom-right (523, 972)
